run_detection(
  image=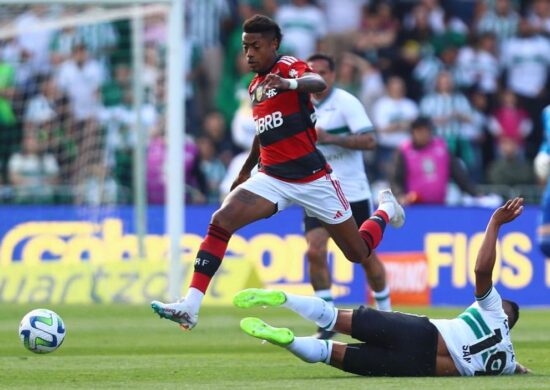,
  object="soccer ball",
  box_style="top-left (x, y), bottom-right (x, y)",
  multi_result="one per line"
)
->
top-left (19, 309), bottom-right (66, 354)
